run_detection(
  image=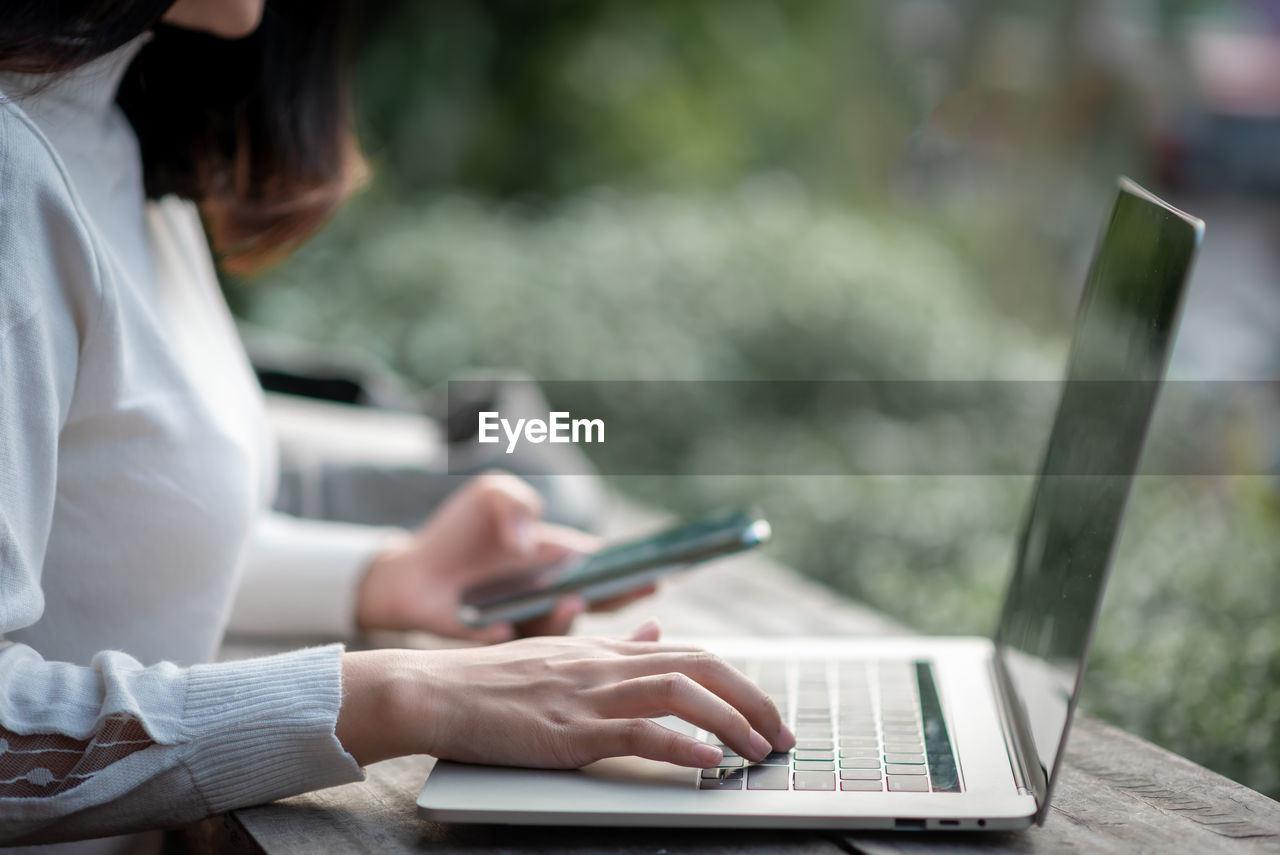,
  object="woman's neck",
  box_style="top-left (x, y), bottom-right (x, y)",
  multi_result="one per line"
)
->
top-left (0, 34), bottom-right (150, 114)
